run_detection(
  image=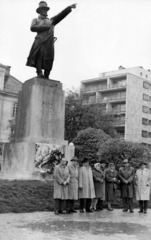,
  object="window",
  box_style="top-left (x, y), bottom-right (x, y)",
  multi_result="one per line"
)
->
top-left (146, 75), bottom-right (148, 79)
top-left (148, 132), bottom-right (151, 138)
top-left (142, 118), bottom-right (148, 125)
top-left (142, 130), bottom-right (148, 138)
top-left (140, 72), bottom-right (143, 77)
top-left (12, 102), bottom-right (18, 117)
top-left (143, 81), bottom-right (149, 89)
top-left (149, 108), bottom-right (151, 114)
top-left (143, 93), bottom-right (149, 101)
top-left (149, 120), bottom-right (151, 126)
top-left (149, 96), bottom-right (151, 102)
top-left (142, 106), bottom-right (149, 113)
top-left (148, 144), bottom-right (151, 150)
